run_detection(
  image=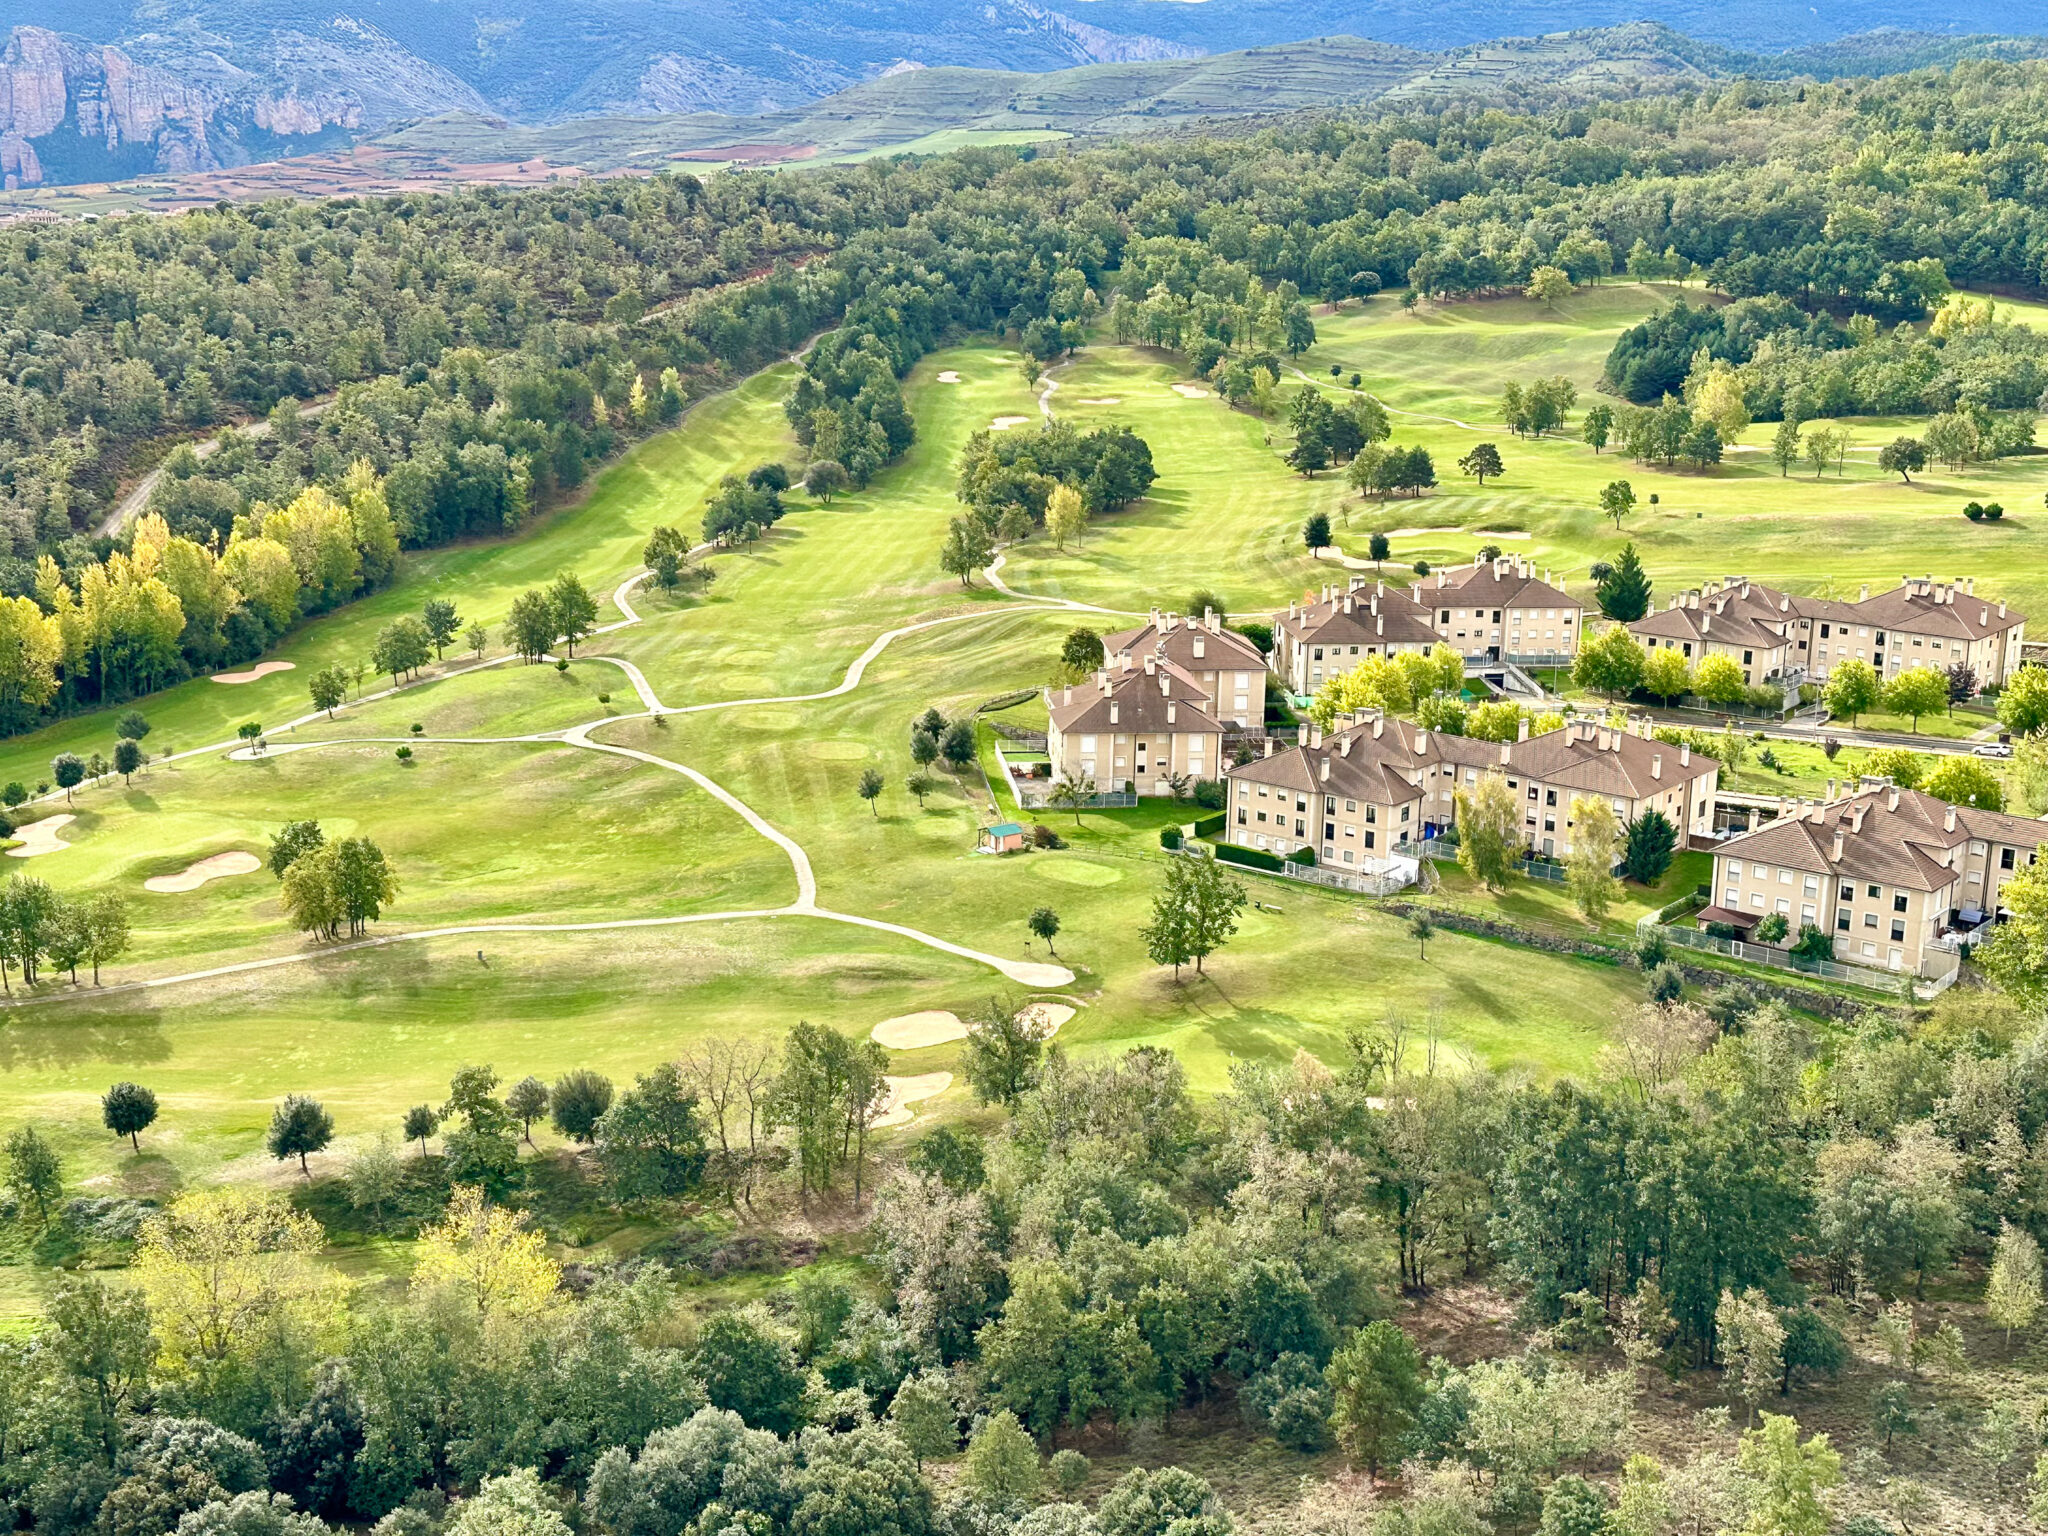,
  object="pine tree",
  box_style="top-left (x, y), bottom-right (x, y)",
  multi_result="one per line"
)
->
top-left (1595, 543), bottom-right (1653, 621)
